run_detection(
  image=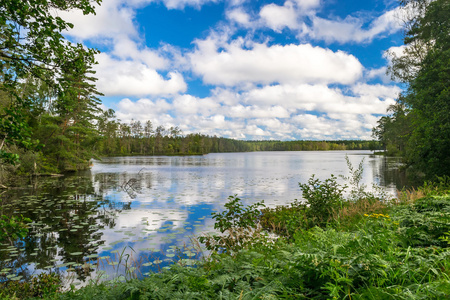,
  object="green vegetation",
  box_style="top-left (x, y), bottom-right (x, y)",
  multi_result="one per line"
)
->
top-left (1, 0), bottom-right (449, 297)
top-left (1, 162), bottom-right (449, 299)
top-left (0, 273), bottom-right (61, 300)
top-left (96, 118), bottom-right (379, 156)
top-left (373, 0), bottom-right (450, 179)
top-left (0, 0), bottom-right (102, 171)
top-left (0, 214), bottom-right (31, 245)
